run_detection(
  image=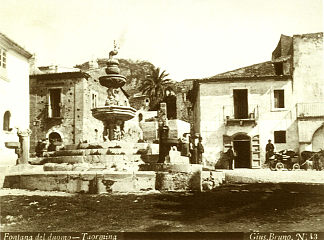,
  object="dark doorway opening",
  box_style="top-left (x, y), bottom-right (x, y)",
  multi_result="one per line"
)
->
top-left (233, 134), bottom-right (251, 168)
top-left (49, 132), bottom-right (62, 143)
top-left (233, 89), bottom-right (248, 119)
